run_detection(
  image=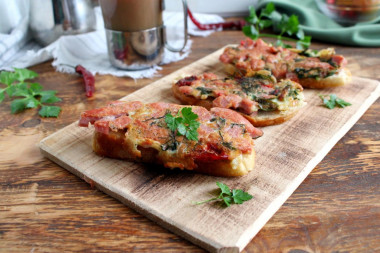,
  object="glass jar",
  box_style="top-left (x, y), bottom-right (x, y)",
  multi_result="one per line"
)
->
top-left (315, 0), bottom-right (380, 25)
